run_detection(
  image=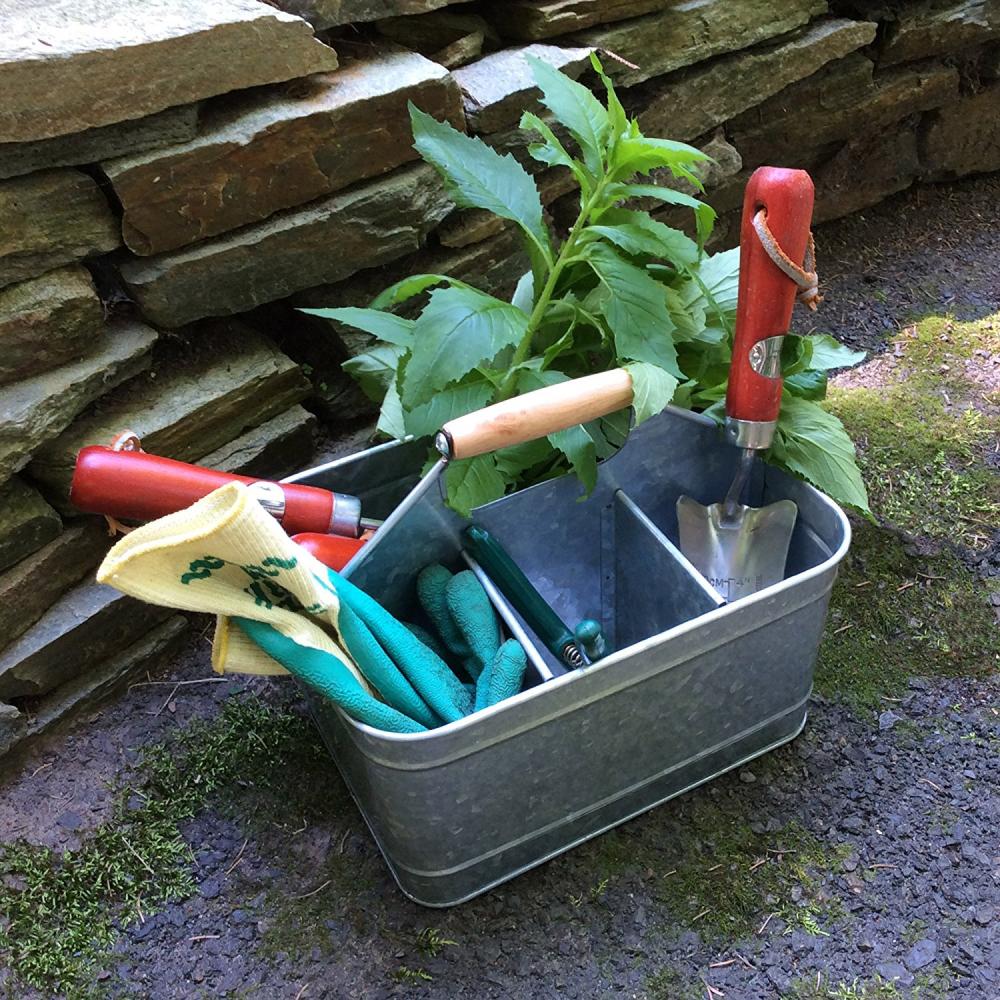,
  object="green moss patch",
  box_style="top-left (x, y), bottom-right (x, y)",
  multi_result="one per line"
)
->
top-left (816, 522), bottom-right (1000, 711)
top-left (585, 800), bottom-right (844, 941)
top-left (0, 696), bottom-right (327, 999)
top-left (815, 310), bottom-right (999, 711)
